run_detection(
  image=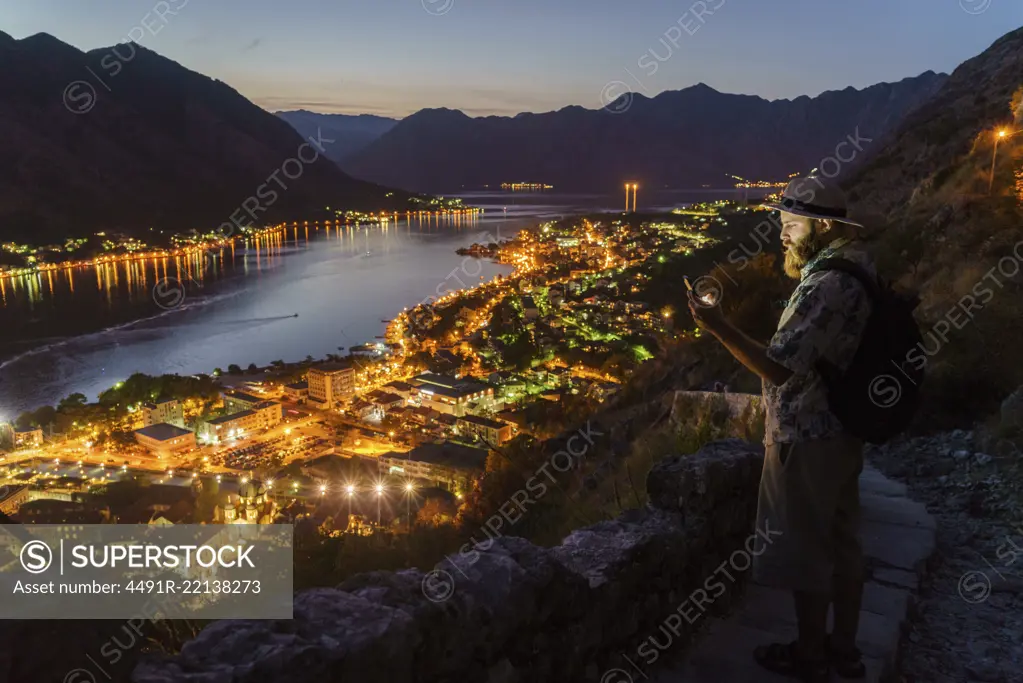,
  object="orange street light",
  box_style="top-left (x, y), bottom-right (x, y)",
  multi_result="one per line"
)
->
top-left (990, 128), bottom-right (1016, 195)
